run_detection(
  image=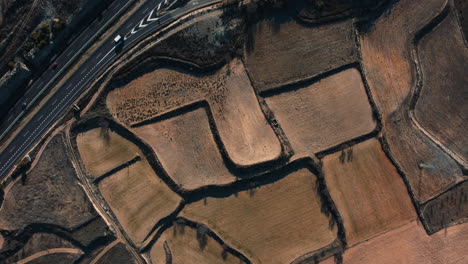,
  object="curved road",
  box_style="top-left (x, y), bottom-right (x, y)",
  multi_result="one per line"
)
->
top-left (0, 0), bottom-right (221, 177)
